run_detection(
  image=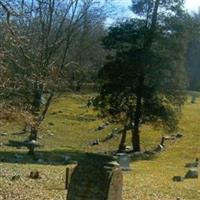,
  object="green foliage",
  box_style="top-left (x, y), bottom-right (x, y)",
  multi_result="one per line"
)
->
top-left (185, 11), bottom-right (200, 91)
top-left (96, 1), bottom-right (187, 134)
top-left (131, 0), bottom-right (185, 19)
